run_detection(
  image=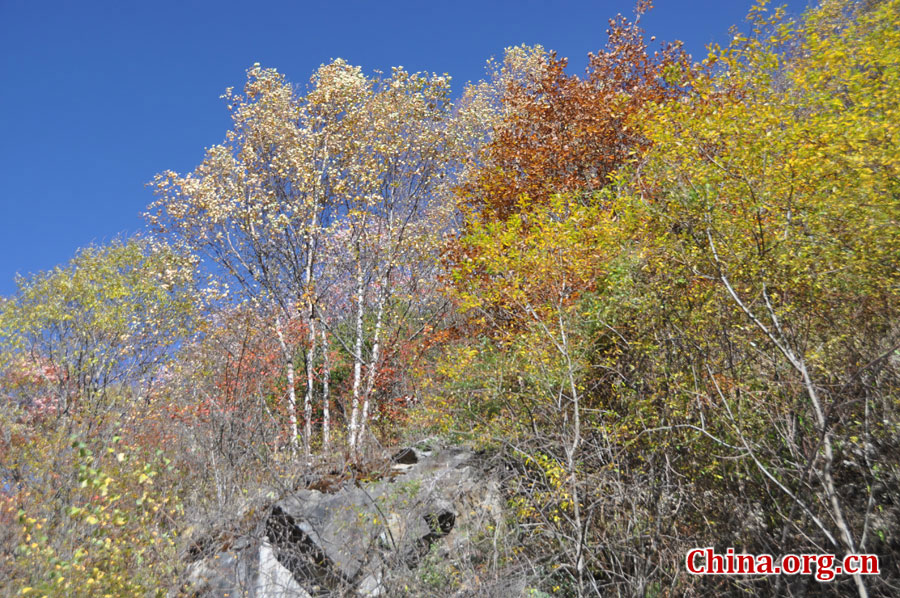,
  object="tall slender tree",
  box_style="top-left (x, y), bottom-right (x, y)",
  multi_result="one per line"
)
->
top-left (150, 61), bottom-right (475, 454)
